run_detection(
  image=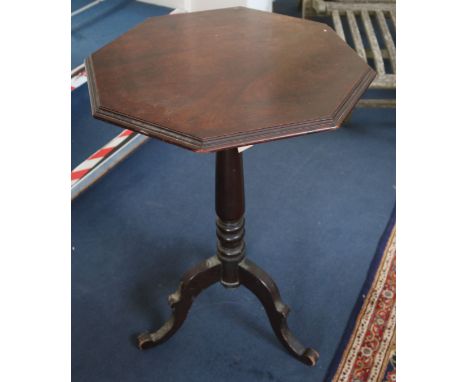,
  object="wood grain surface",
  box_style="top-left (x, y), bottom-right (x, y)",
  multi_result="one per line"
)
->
top-left (86, 7), bottom-right (375, 152)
